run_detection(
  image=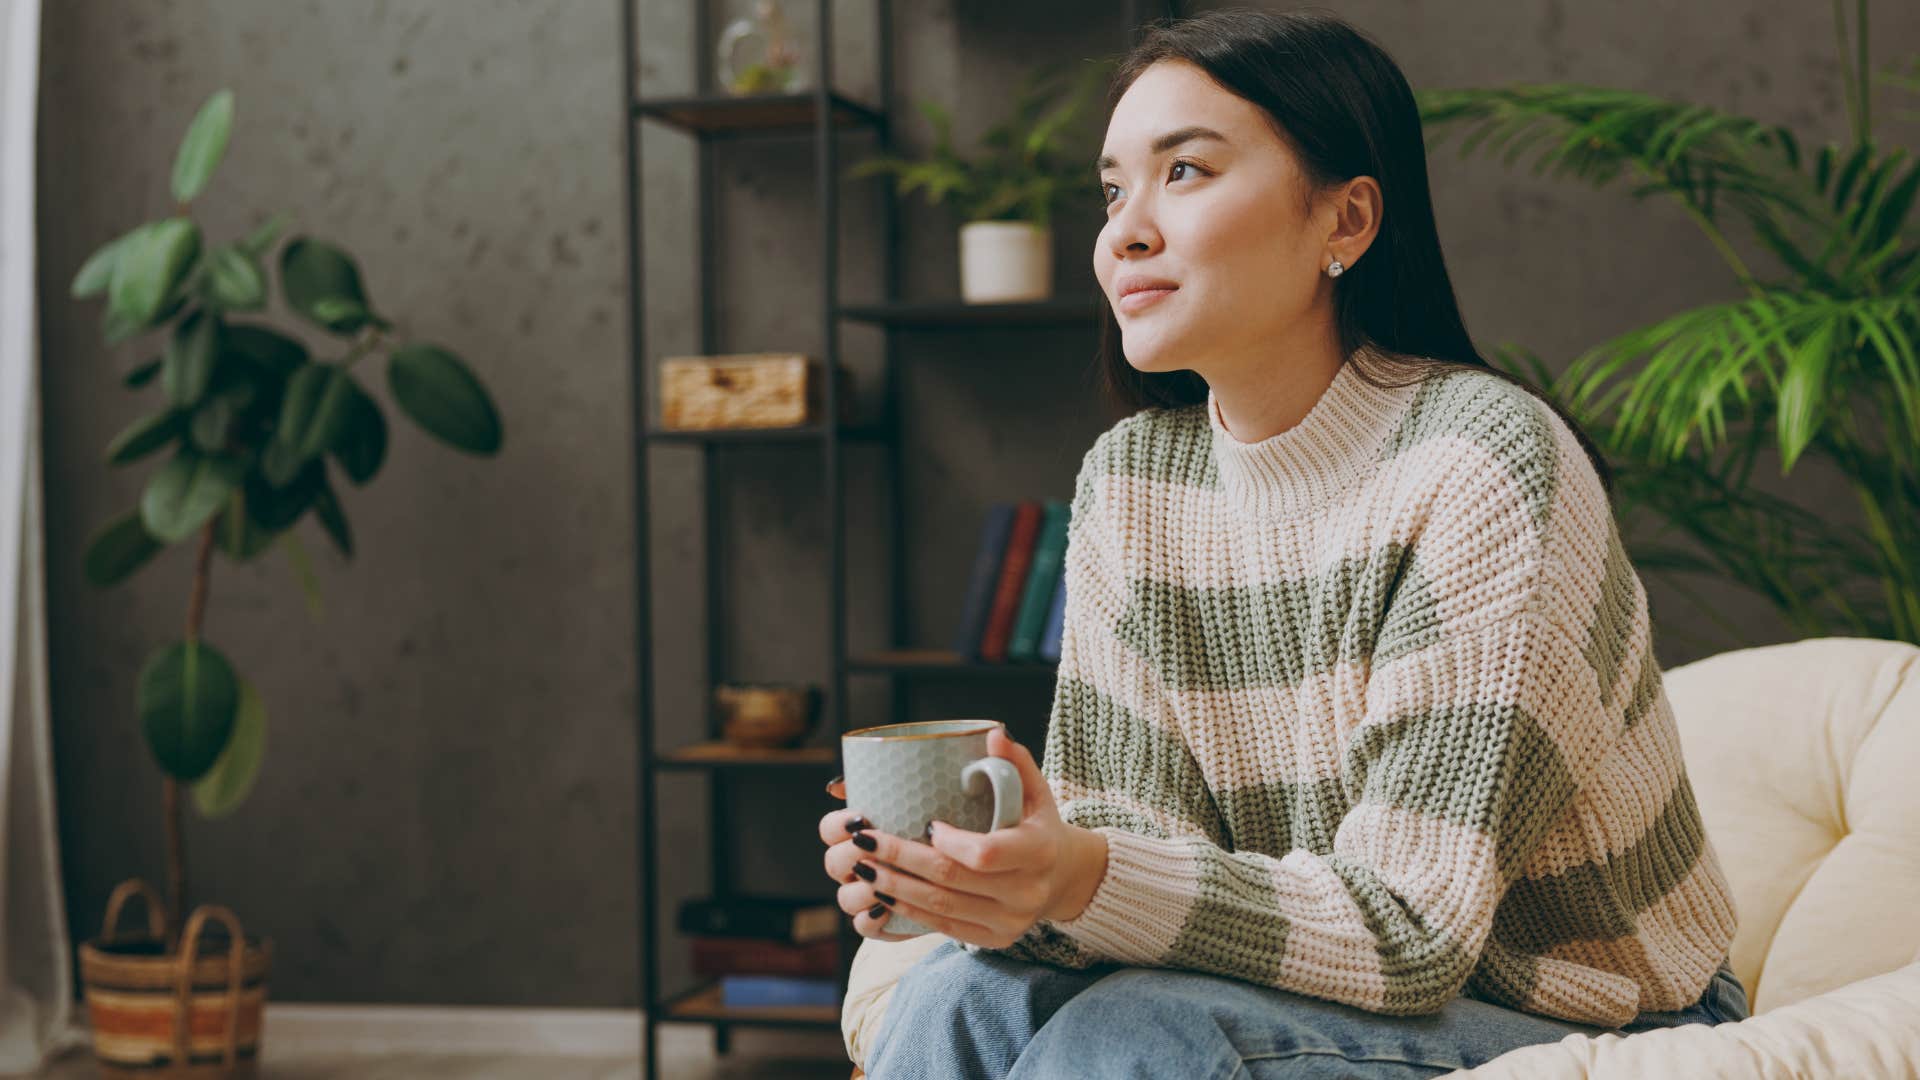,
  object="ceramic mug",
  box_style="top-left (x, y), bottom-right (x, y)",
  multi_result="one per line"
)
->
top-left (839, 719), bottom-right (1024, 936)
